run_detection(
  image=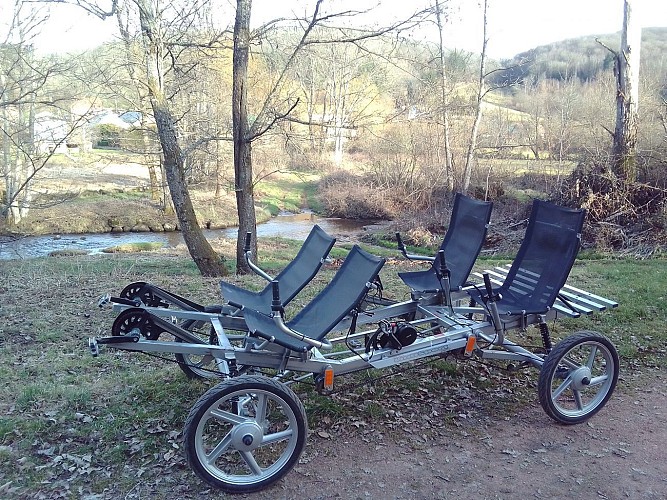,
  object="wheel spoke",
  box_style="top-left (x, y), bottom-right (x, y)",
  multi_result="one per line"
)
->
top-left (561, 356), bottom-right (581, 370)
top-left (589, 374), bottom-right (609, 387)
top-left (573, 389), bottom-right (584, 410)
top-left (585, 345), bottom-right (598, 369)
top-left (206, 432), bottom-right (233, 464)
top-left (261, 429), bottom-right (293, 447)
top-left (240, 451), bottom-right (263, 475)
top-left (210, 408), bottom-right (247, 425)
top-left (552, 375), bottom-right (573, 400)
top-left (237, 395), bottom-right (253, 412)
top-left (255, 393), bottom-right (268, 425)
